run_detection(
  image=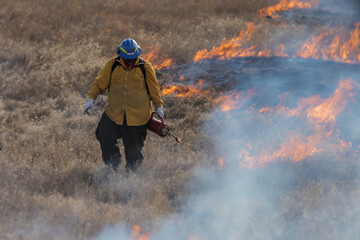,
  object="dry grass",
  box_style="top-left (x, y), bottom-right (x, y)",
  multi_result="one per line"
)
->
top-left (1, 0), bottom-right (360, 239)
